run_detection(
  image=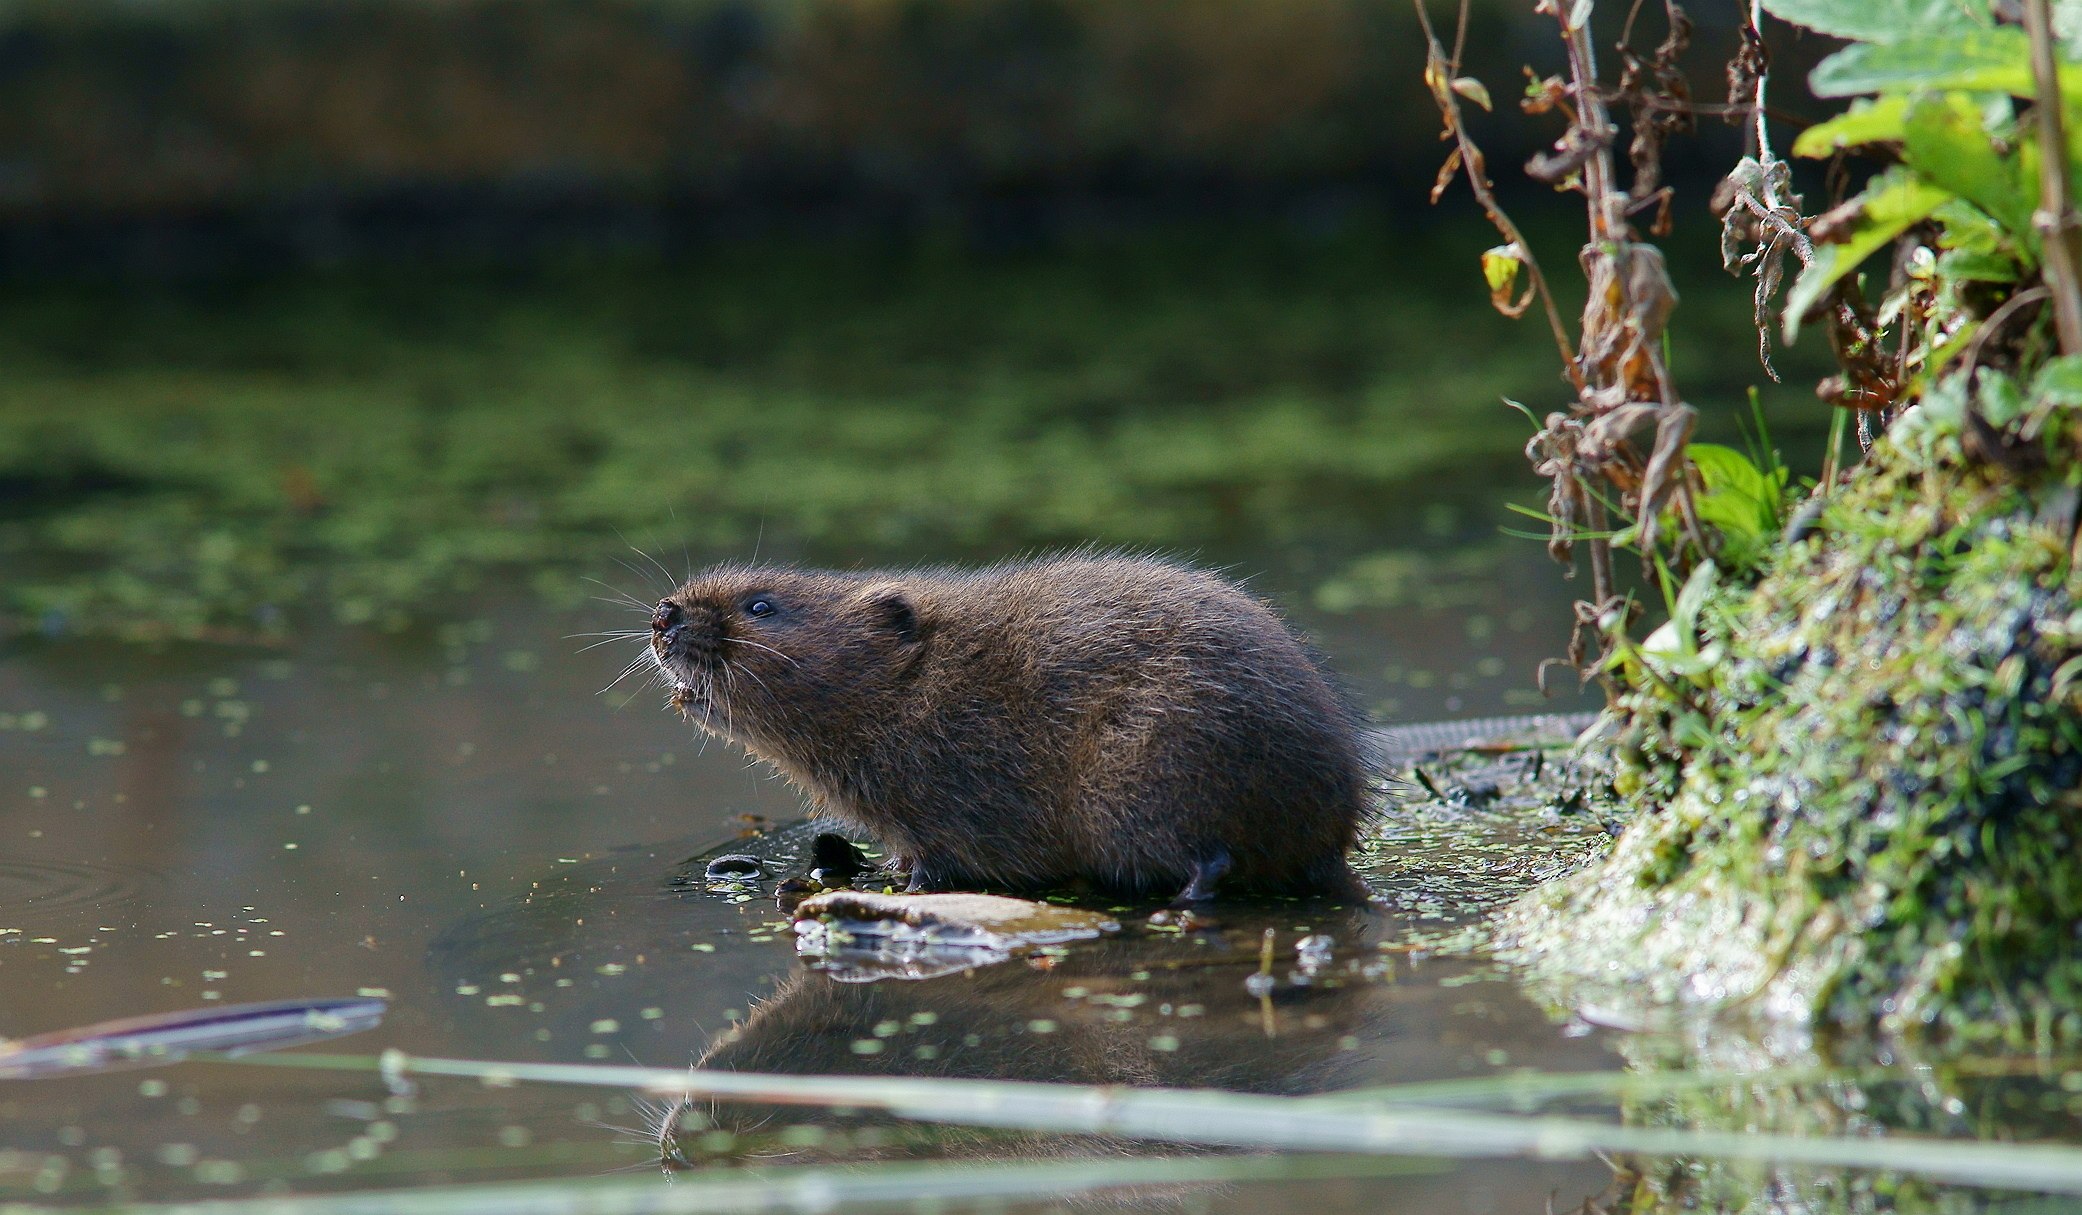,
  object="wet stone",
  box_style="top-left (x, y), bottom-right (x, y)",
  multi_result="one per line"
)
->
top-left (791, 891), bottom-right (1121, 982)
top-left (700, 855), bottom-right (765, 882)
